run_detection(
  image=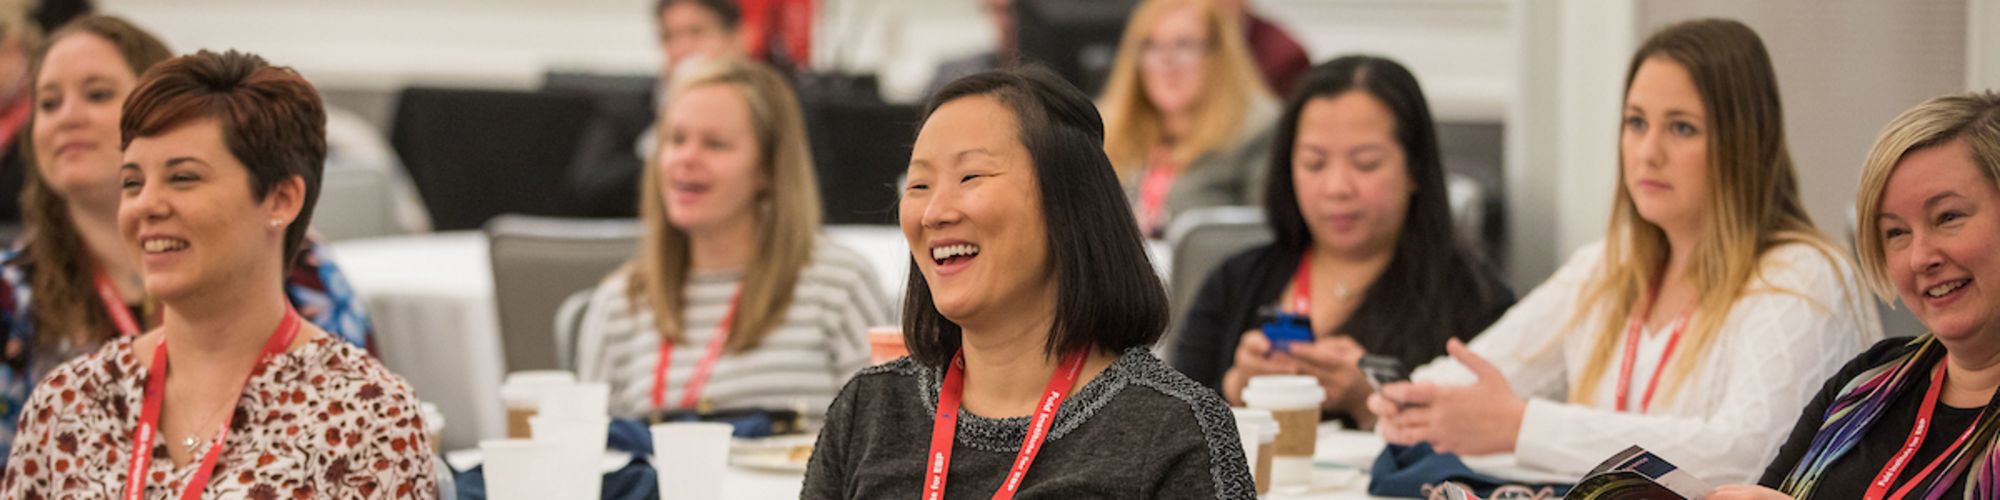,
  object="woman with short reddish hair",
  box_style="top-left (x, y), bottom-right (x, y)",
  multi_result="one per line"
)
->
top-left (1, 49), bottom-right (433, 499)
top-left (0, 15), bottom-right (378, 468)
